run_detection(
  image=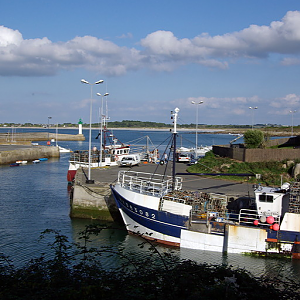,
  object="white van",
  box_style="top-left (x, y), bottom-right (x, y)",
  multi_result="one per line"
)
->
top-left (119, 154), bottom-right (141, 167)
